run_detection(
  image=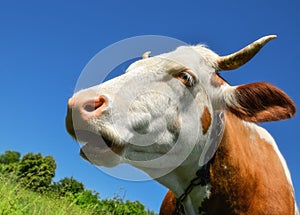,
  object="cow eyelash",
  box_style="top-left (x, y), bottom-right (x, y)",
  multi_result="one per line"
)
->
top-left (175, 70), bottom-right (195, 87)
